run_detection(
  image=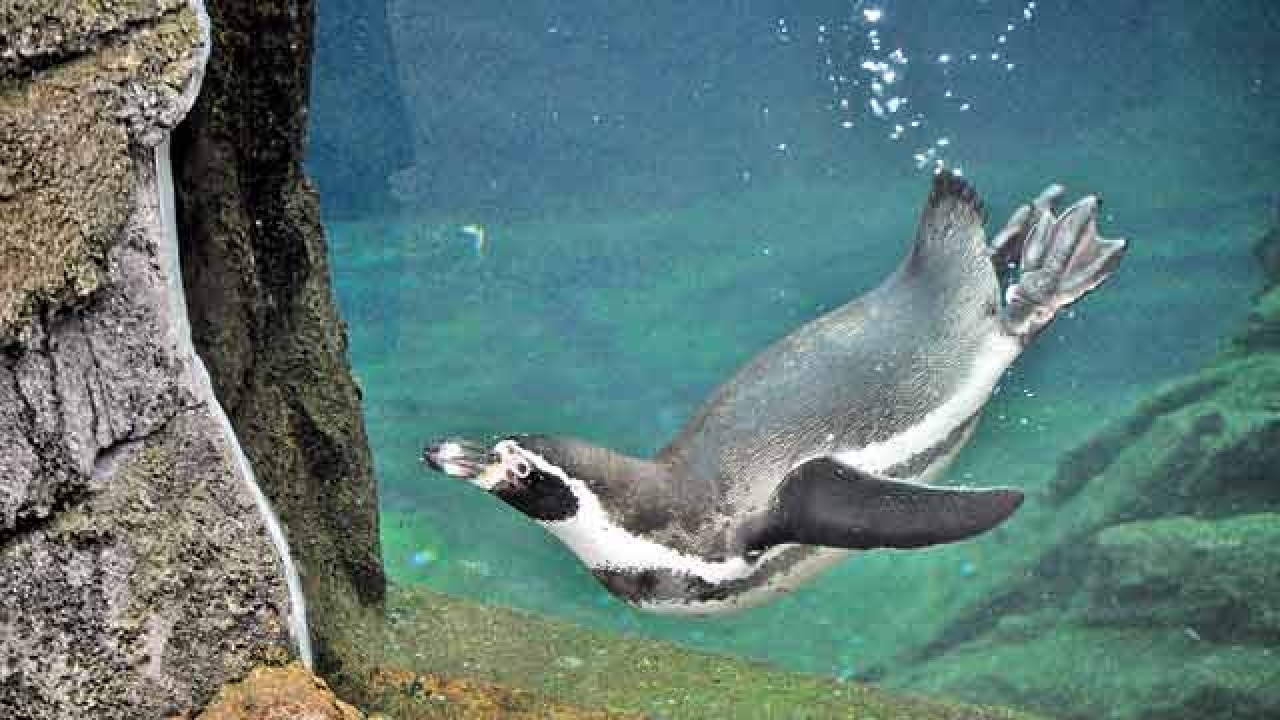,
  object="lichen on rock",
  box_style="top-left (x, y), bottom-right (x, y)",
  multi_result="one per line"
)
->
top-left (1, 0), bottom-right (305, 716)
top-left (0, 0), bottom-right (206, 343)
